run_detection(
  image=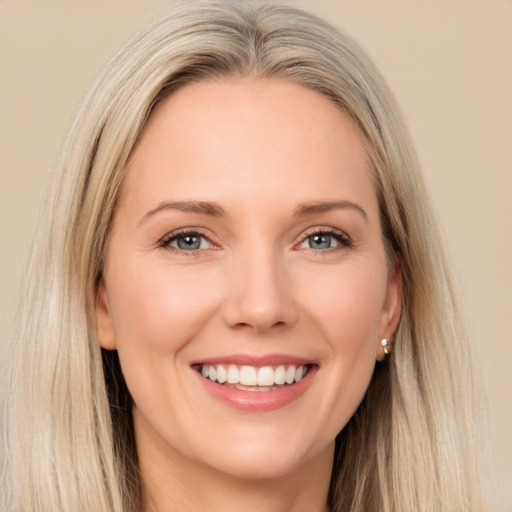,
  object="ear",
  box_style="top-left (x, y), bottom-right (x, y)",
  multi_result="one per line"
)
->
top-left (376, 254), bottom-right (402, 361)
top-left (95, 279), bottom-right (117, 350)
